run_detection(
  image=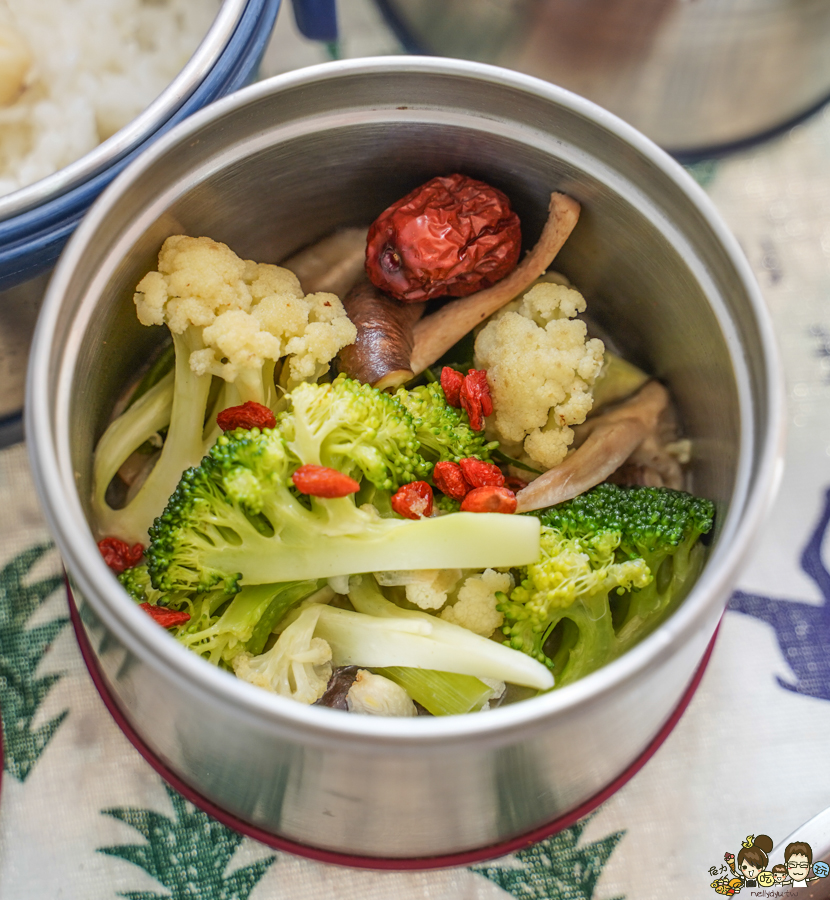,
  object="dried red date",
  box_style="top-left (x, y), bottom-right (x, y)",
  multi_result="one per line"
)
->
top-left (391, 481), bottom-right (434, 519)
top-left (458, 458), bottom-right (504, 488)
top-left (432, 461), bottom-right (471, 500)
top-left (460, 486), bottom-right (517, 514)
top-left (292, 465), bottom-right (360, 498)
top-left (365, 173), bottom-right (522, 303)
top-left (504, 476), bottom-right (529, 493)
top-left (440, 367), bottom-right (464, 408)
top-left (98, 537), bottom-right (144, 574)
top-left (139, 603), bottom-right (191, 628)
top-left (217, 401), bottom-right (276, 432)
